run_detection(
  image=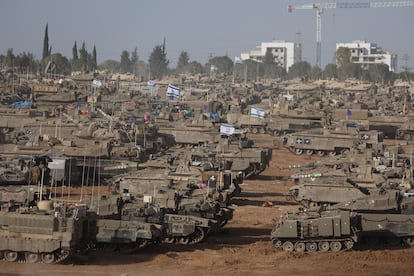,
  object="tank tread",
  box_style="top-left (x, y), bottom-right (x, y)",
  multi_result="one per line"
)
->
top-left (272, 238), bottom-right (354, 253)
top-left (0, 249), bottom-right (71, 264)
top-left (162, 226), bottom-right (207, 245)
